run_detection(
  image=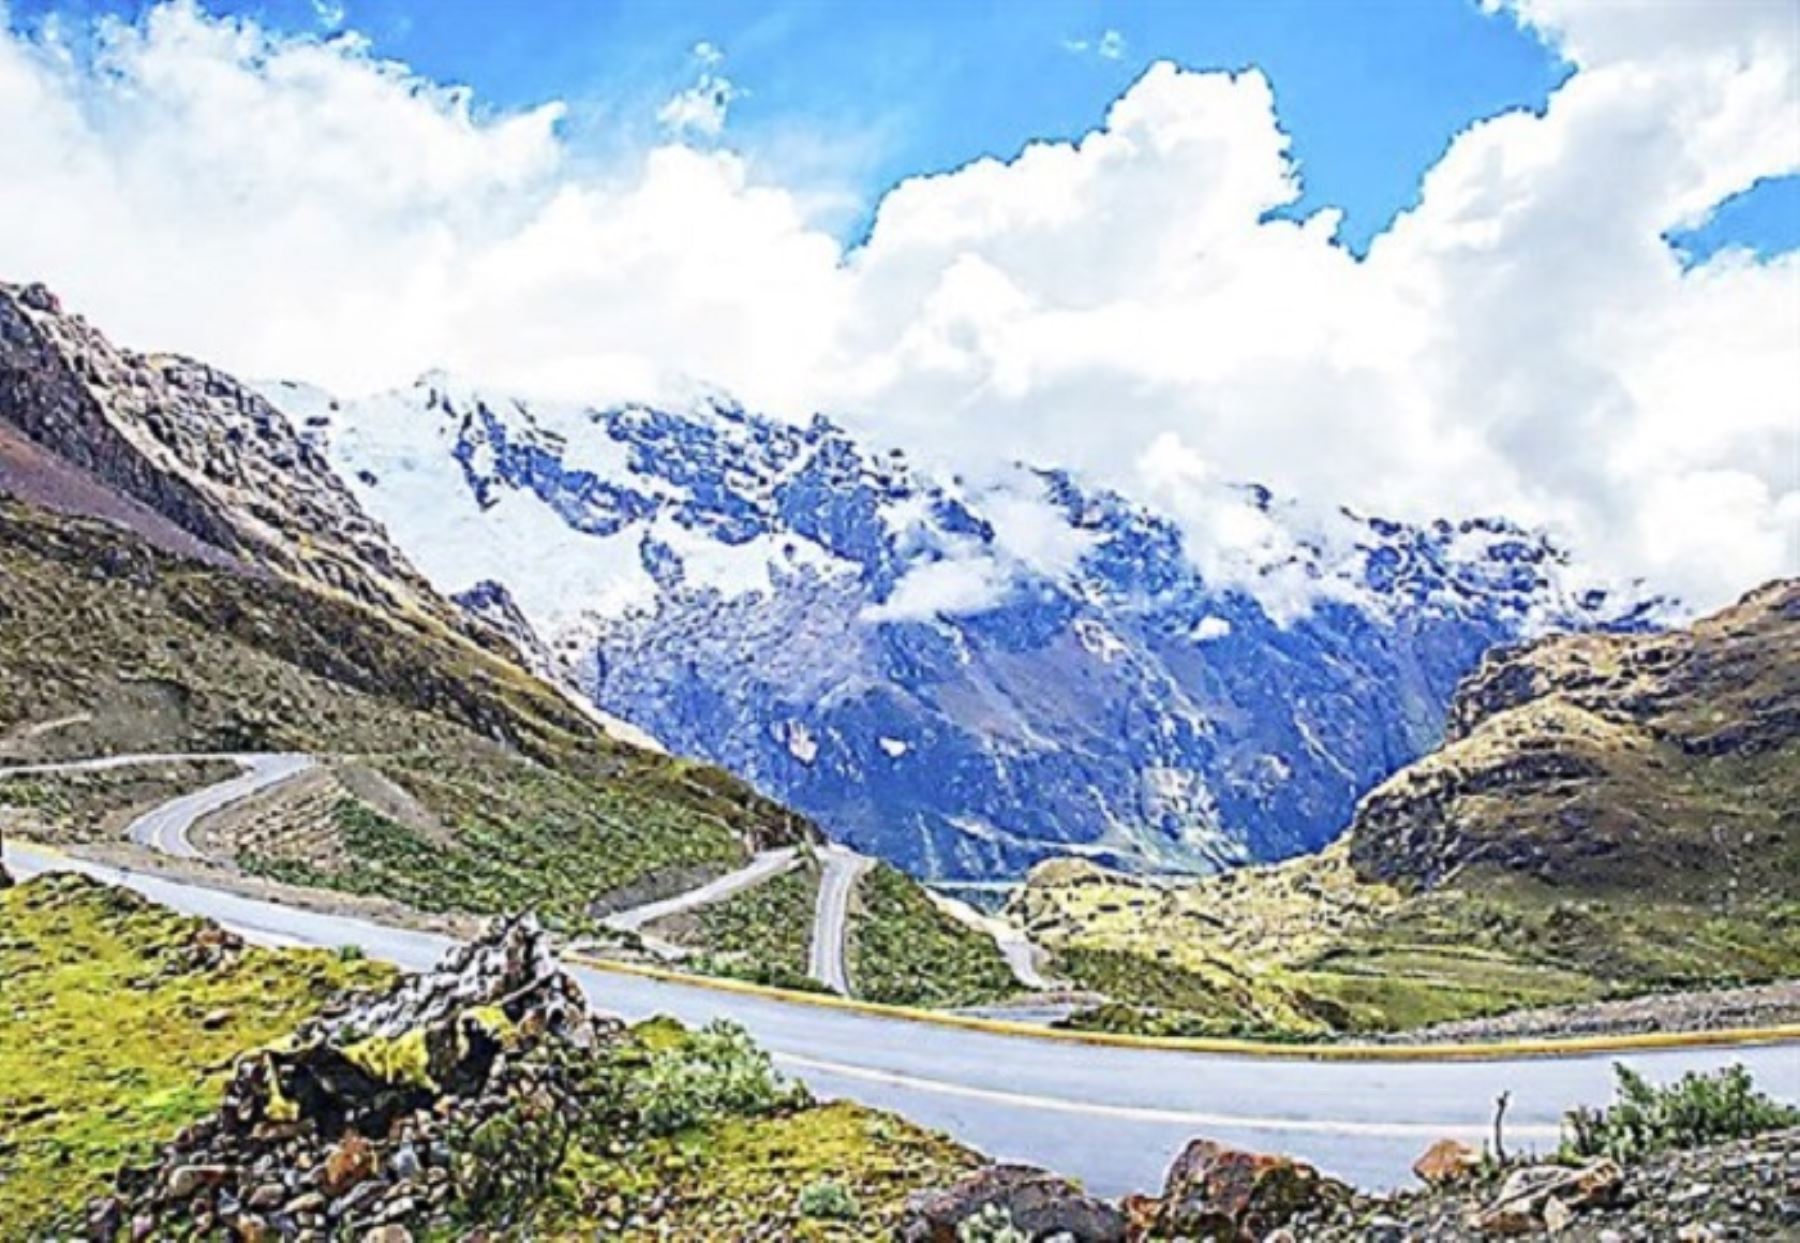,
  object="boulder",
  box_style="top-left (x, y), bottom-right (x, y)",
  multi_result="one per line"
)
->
top-left (1154, 1139), bottom-right (1348, 1242)
top-left (105, 916), bottom-right (613, 1240)
top-left (900, 1164), bottom-right (1128, 1242)
top-left (1473, 1161), bottom-right (1622, 1235)
top-left (1413, 1137), bottom-right (1482, 1186)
